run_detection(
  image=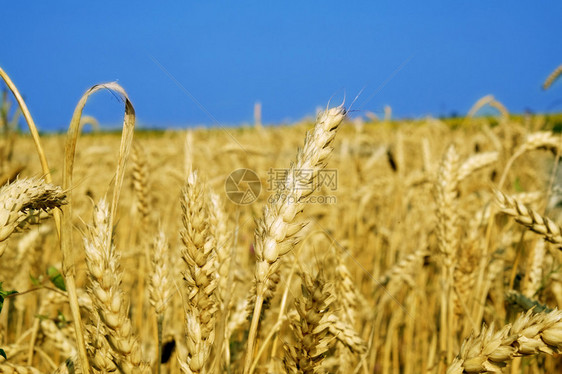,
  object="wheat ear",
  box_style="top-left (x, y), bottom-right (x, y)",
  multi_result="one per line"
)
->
top-left (40, 319), bottom-right (77, 360)
top-left (435, 145), bottom-right (460, 364)
top-left (0, 363), bottom-right (42, 374)
top-left (447, 309), bottom-right (562, 373)
top-left (0, 177), bottom-right (66, 245)
top-left (208, 191), bottom-right (231, 307)
top-left (284, 272), bottom-right (337, 374)
top-left (131, 143), bottom-right (150, 229)
top-left (334, 255), bottom-right (360, 327)
top-left (179, 171), bottom-right (218, 374)
top-left (84, 199), bottom-right (149, 373)
top-left (52, 354), bottom-right (80, 374)
top-left (523, 238), bottom-right (546, 298)
top-left (149, 231), bottom-right (173, 316)
top-left (208, 191), bottom-right (233, 372)
top-left (456, 152), bottom-right (498, 184)
top-left (148, 230), bottom-right (173, 374)
top-left (243, 105), bottom-right (346, 373)
top-left (495, 189), bottom-right (562, 245)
